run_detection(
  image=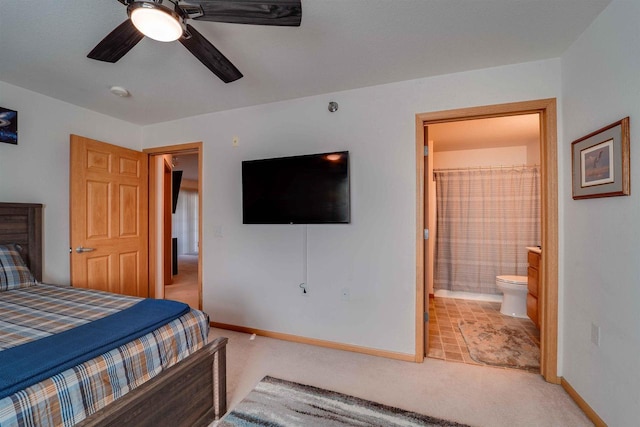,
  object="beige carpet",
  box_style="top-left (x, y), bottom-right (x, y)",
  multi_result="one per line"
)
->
top-left (458, 320), bottom-right (540, 371)
top-left (164, 254), bottom-right (199, 309)
top-left (210, 328), bottom-right (591, 427)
